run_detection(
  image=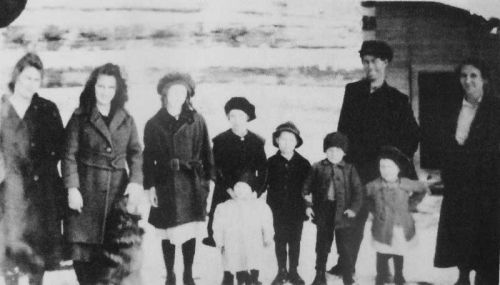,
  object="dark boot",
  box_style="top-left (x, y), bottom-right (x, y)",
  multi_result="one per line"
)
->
top-left (327, 264), bottom-right (342, 276)
top-left (288, 268), bottom-right (305, 285)
top-left (236, 271), bottom-right (250, 285)
top-left (162, 240), bottom-right (176, 285)
top-left (182, 239), bottom-right (196, 285)
top-left (250, 270), bottom-right (261, 285)
top-left (271, 268), bottom-right (287, 285)
top-left (455, 267), bottom-right (471, 285)
top-left (310, 270), bottom-right (326, 285)
top-left (375, 253), bottom-right (391, 285)
top-left (393, 255), bottom-right (405, 285)
top-left (202, 236), bottom-right (216, 247)
top-left (222, 271), bottom-right (234, 285)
